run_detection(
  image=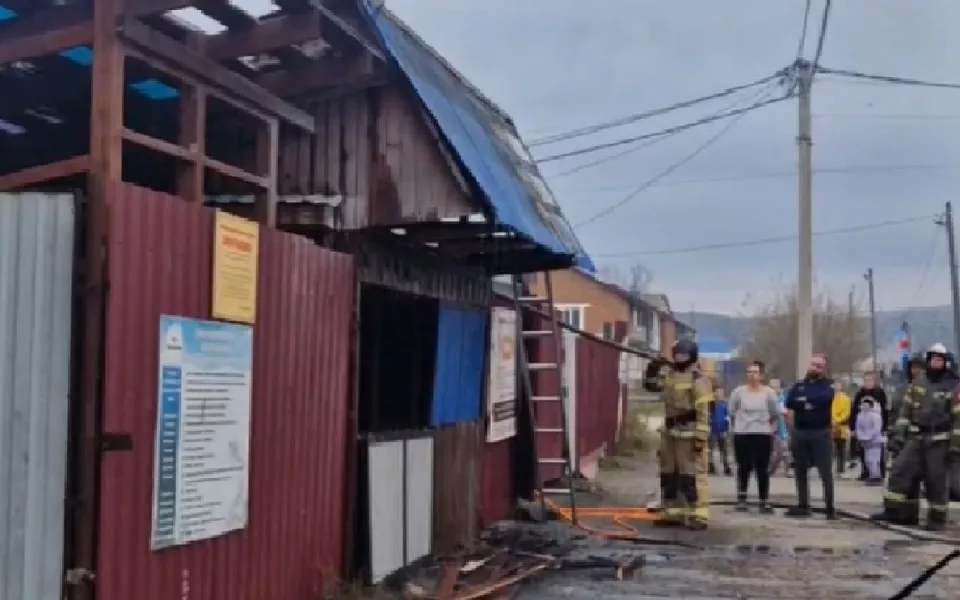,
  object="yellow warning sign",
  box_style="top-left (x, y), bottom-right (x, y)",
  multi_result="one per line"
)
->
top-left (212, 211), bottom-right (259, 324)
